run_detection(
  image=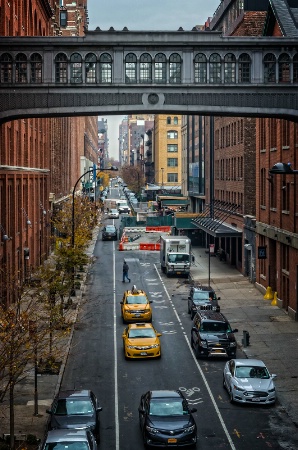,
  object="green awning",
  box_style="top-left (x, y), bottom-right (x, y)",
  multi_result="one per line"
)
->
top-left (160, 199), bottom-right (190, 206)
